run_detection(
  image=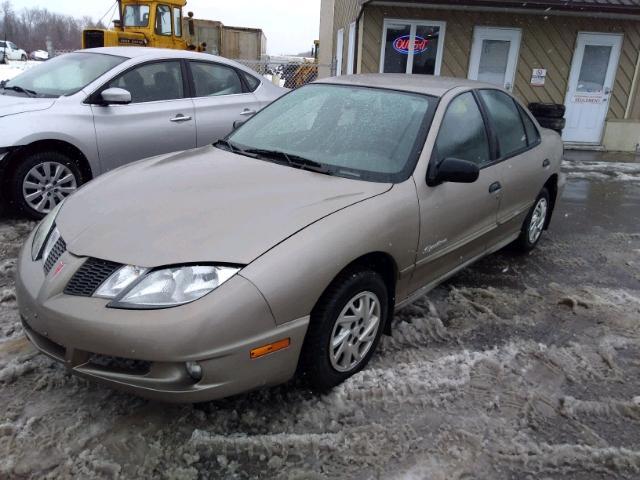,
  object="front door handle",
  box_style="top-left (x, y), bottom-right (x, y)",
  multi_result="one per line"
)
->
top-left (170, 114), bottom-right (192, 122)
top-left (489, 182), bottom-right (502, 194)
top-left (543, 158), bottom-right (551, 168)
top-left (240, 109), bottom-right (257, 116)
